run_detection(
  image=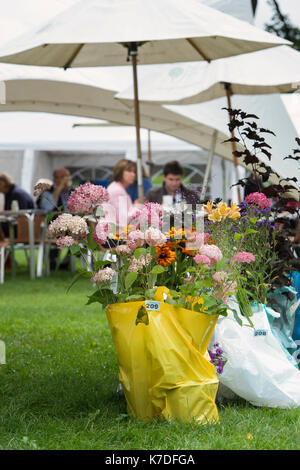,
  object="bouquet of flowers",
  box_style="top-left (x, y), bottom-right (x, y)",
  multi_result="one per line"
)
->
top-left (45, 182), bottom-right (258, 327)
top-left (203, 195), bottom-right (278, 312)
